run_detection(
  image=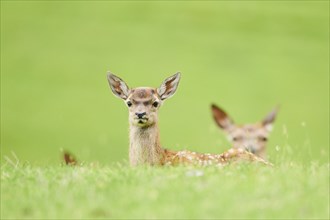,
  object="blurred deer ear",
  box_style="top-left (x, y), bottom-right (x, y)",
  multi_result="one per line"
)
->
top-left (107, 72), bottom-right (130, 100)
top-left (211, 104), bottom-right (234, 130)
top-left (157, 72), bottom-right (181, 100)
top-left (262, 106), bottom-right (279, 130)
